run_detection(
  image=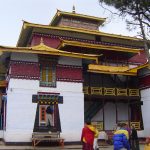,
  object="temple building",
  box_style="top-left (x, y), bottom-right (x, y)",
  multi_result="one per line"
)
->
top-left (0, 9), bottom-right (149, 144)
